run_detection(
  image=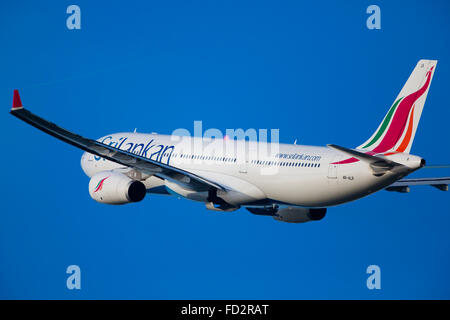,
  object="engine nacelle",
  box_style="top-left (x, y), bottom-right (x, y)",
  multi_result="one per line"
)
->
top-left (274, 207), bottom-right (326, 223)
top-left (89, 171), bottom-right (146, 205)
